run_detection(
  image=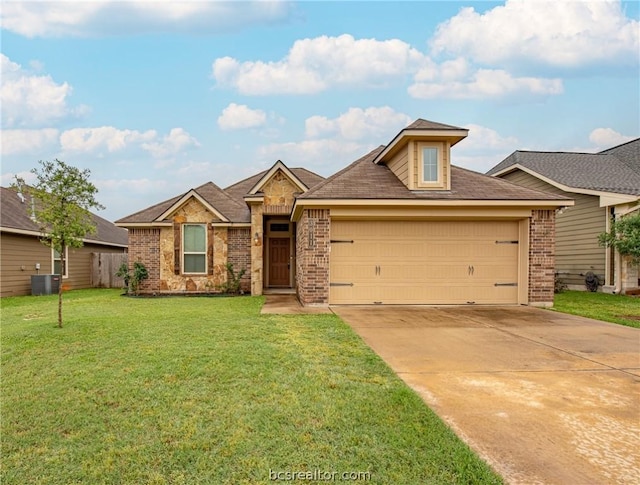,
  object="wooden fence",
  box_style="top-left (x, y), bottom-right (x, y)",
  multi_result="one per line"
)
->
top-left (91, 253), bottom-right (128, 288)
